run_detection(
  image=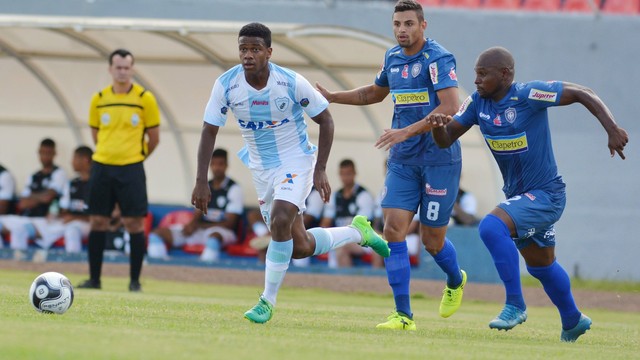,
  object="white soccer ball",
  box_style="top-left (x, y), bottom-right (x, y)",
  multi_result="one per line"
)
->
top-left (28, 272), bottom-right (74, 314)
